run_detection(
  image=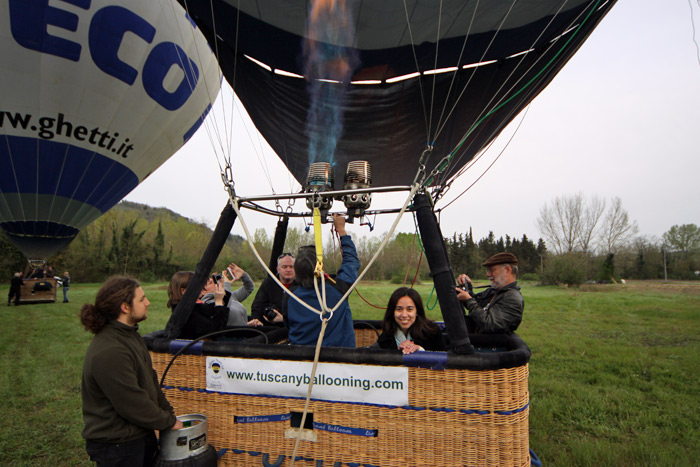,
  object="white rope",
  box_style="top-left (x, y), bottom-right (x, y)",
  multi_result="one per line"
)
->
top-left (288, 315), bottom-right (328, 467)
top-left (327, 183), bottom-right (421, 314)
top-left (227, 182), bottom-right (420, 317)
top-left (228, 193), bottom-right (321, 314)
